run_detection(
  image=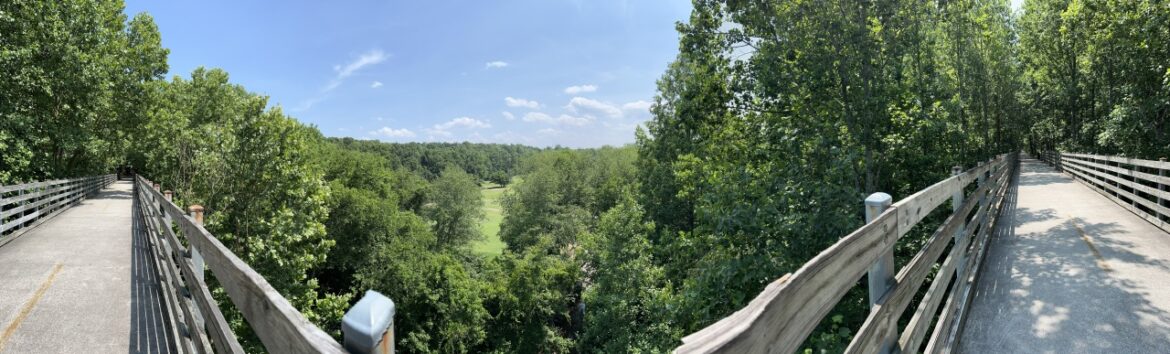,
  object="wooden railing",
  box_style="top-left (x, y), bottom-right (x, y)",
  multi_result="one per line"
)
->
top-left (134, 175), bottom-right (348, 354)
top-left (1038, 152), bottom-right (1170, 233)
top-left (0, 174), bottom-right (116, 246)
top-left (675, 153), bottom-right (1018, 354)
